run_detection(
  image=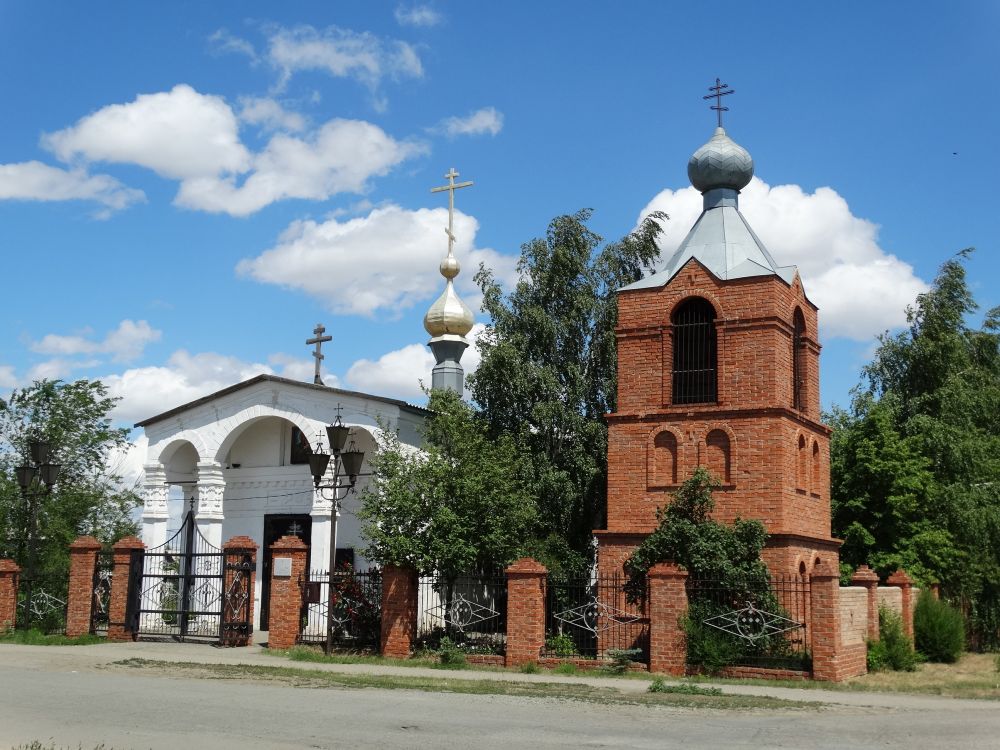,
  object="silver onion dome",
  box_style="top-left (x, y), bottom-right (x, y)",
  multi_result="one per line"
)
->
top-left (687, 126), bottom-right (754, 193)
